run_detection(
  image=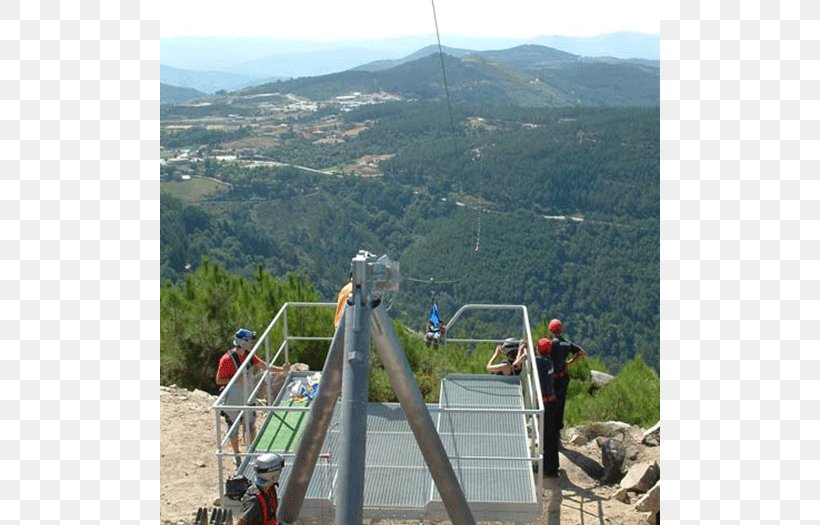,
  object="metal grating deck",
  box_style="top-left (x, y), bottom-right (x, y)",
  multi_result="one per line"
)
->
top-left (430, 375), bottom-right (538, 522)
top-left (248, 374), bottom-right (539, 522)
